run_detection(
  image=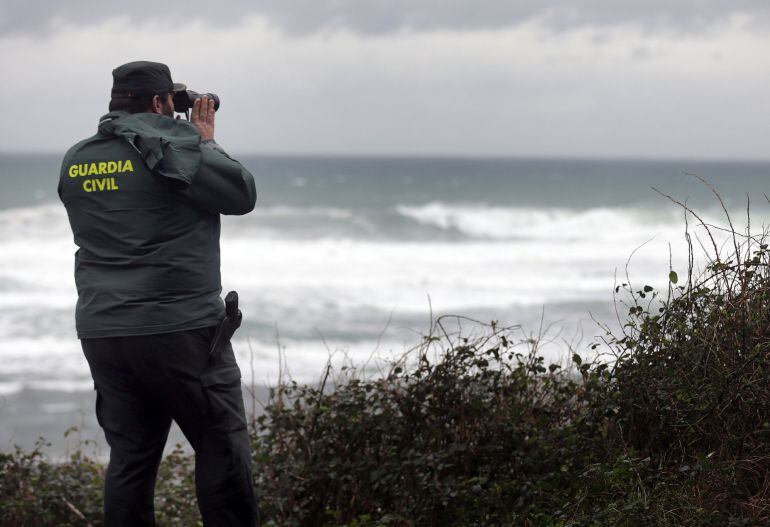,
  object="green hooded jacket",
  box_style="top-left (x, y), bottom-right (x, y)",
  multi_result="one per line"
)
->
top-left (58, 111), bottom-right (256, 338)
